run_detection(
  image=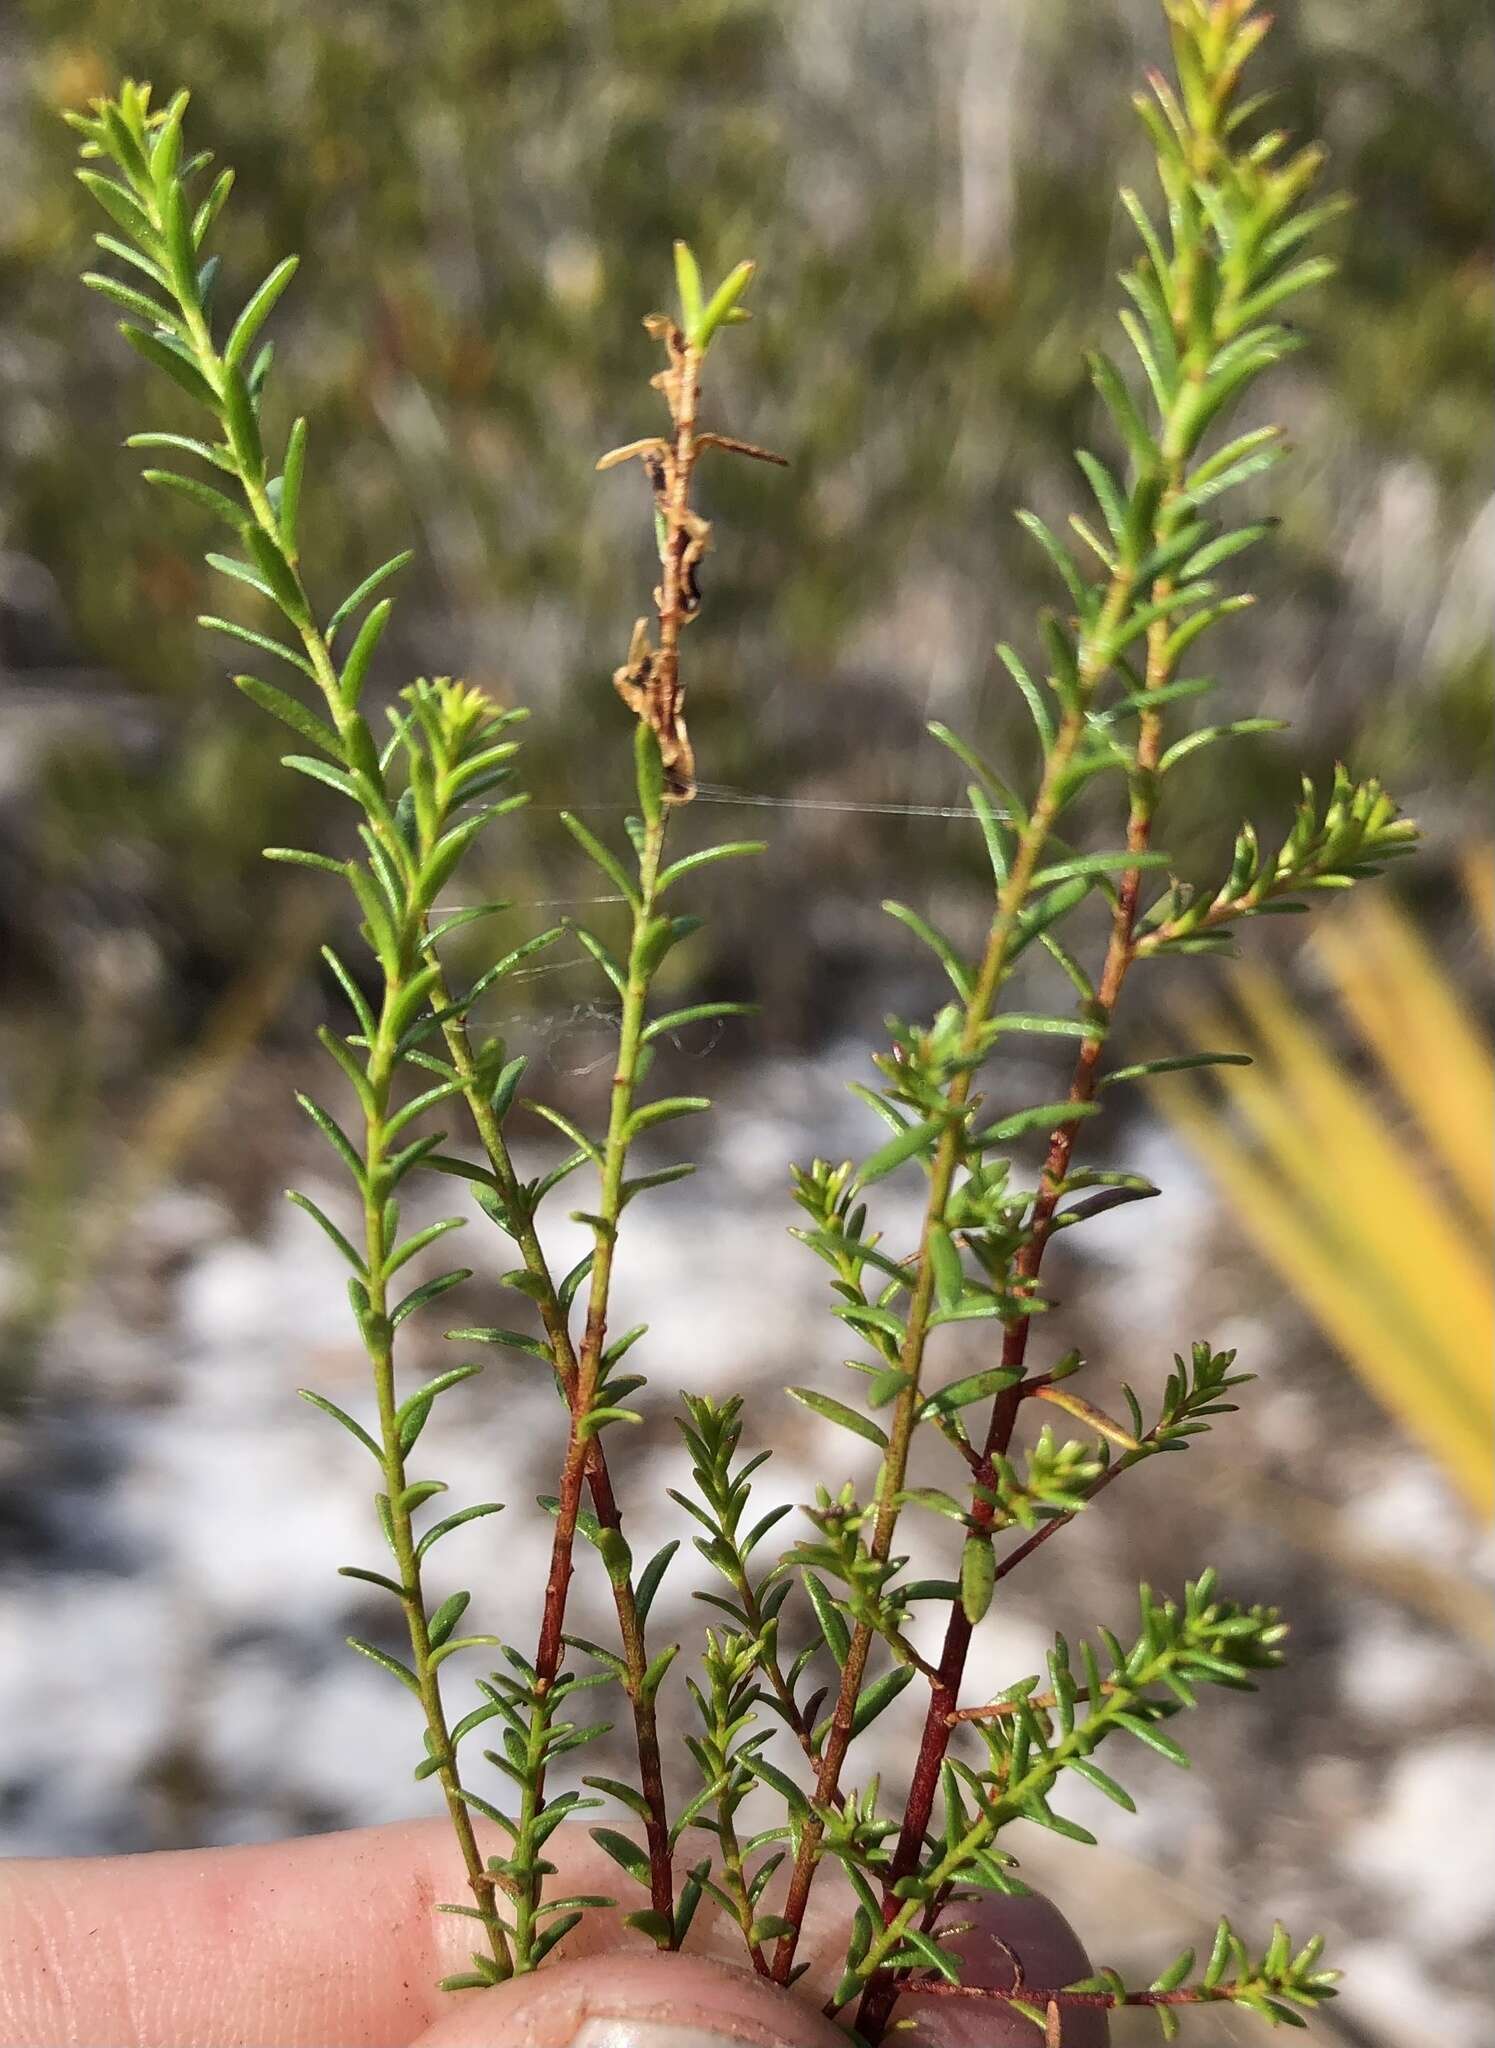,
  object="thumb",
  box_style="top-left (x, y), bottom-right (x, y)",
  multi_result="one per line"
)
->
top-left (408, 1949), bottom-right (849, 2048)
